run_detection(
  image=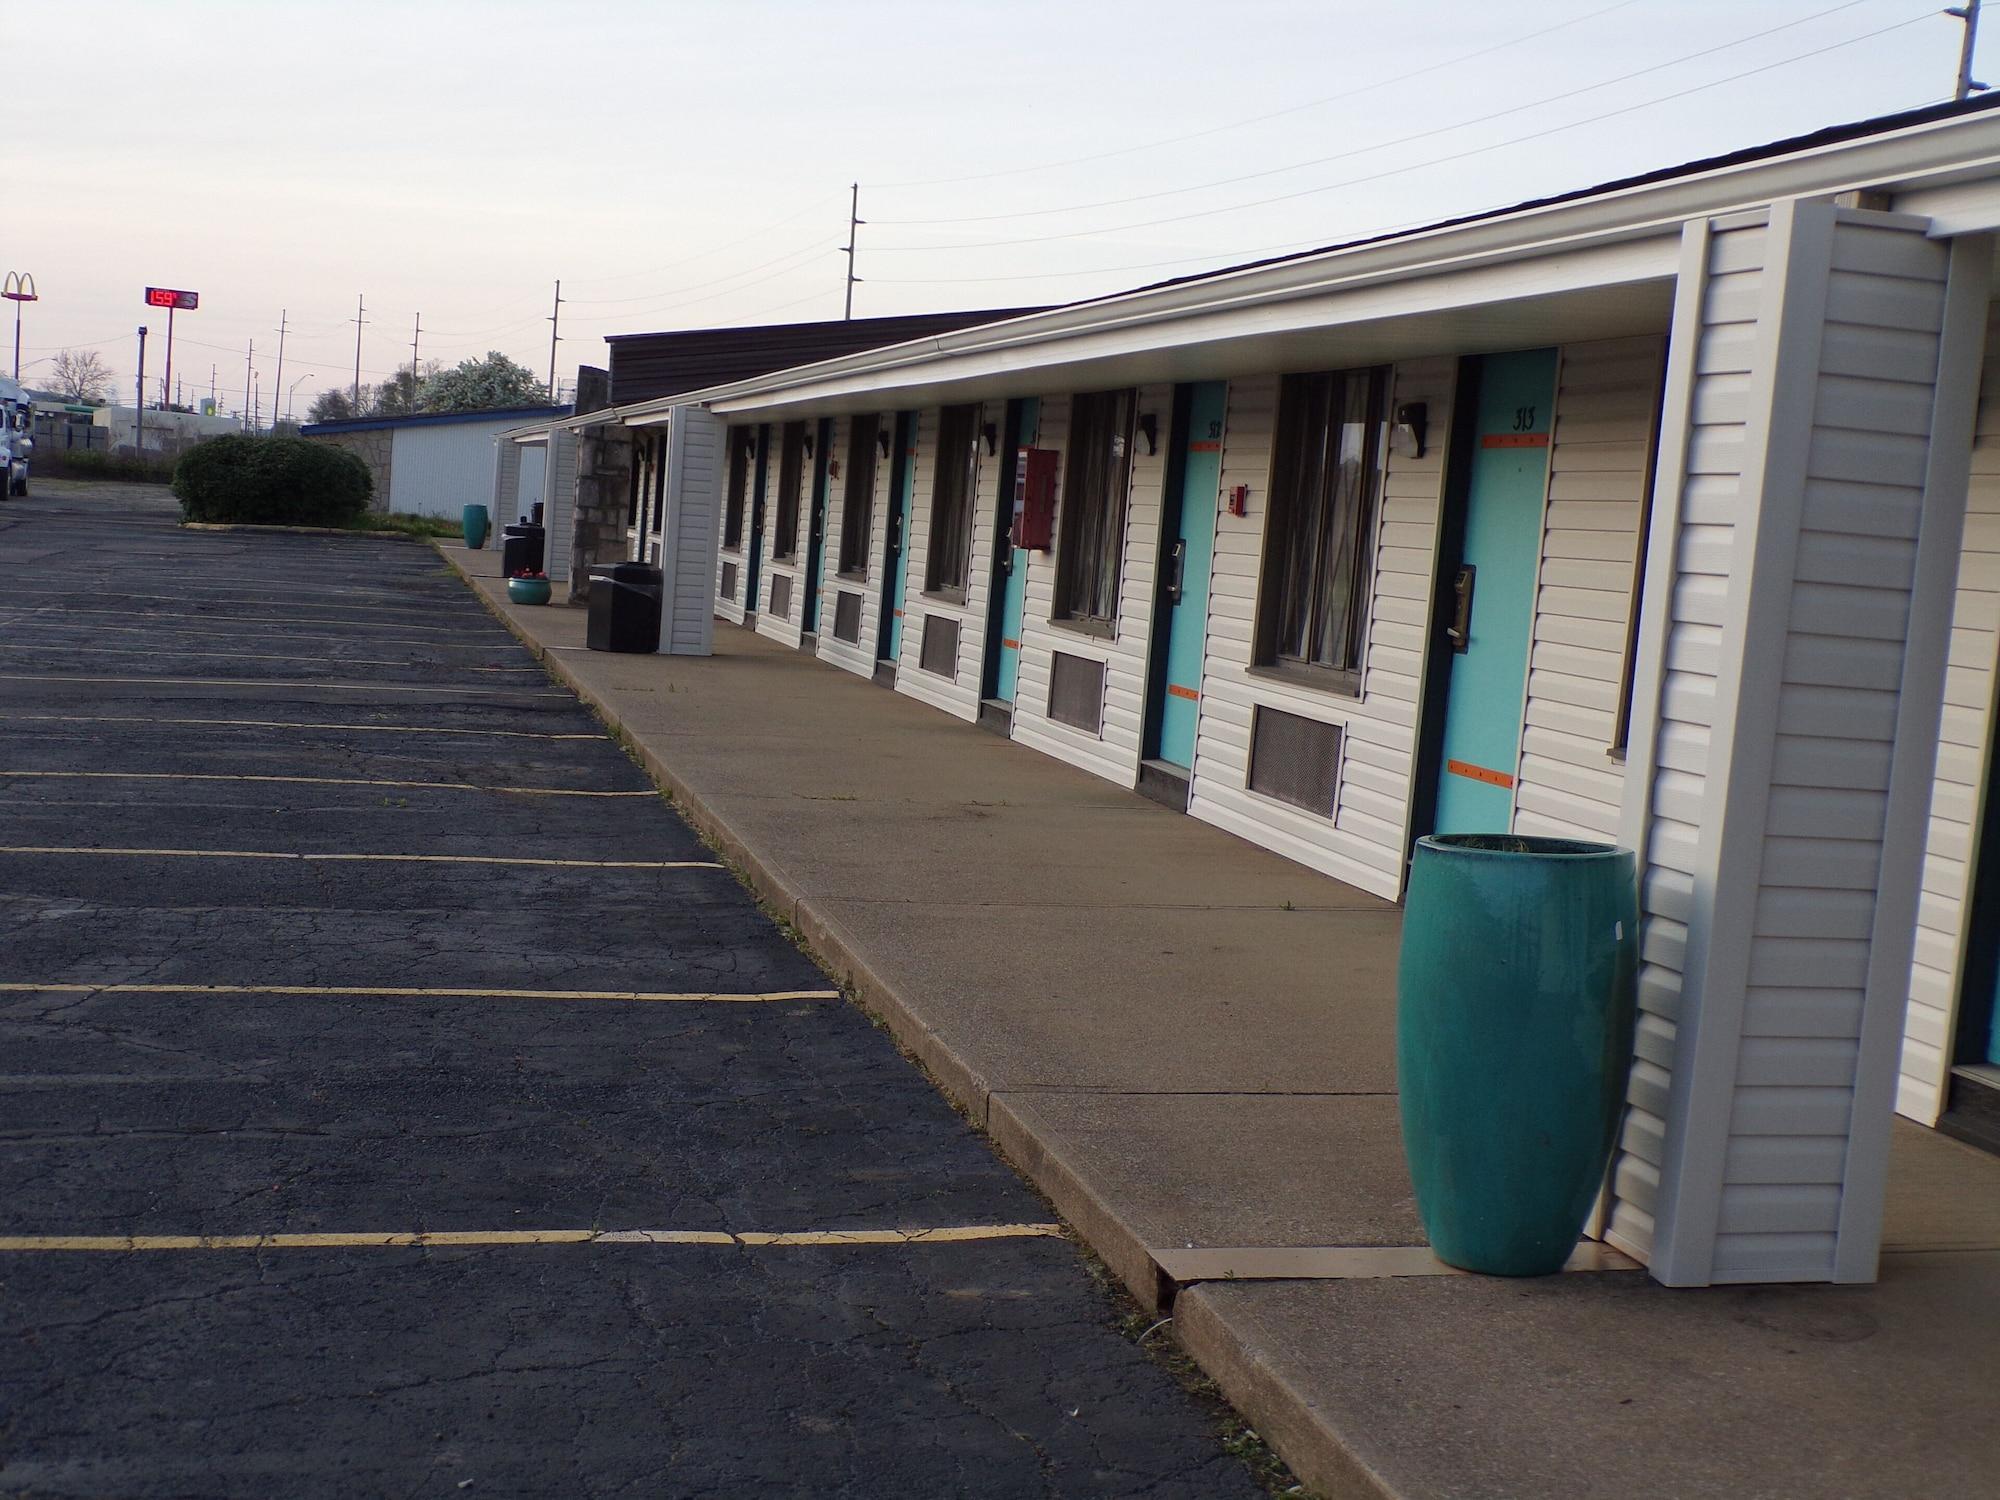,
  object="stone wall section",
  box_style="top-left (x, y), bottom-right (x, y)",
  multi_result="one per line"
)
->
top-left (567, 366), bottom-right (634, 602)
top-left (307, 428), bottom-right (393, 511)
